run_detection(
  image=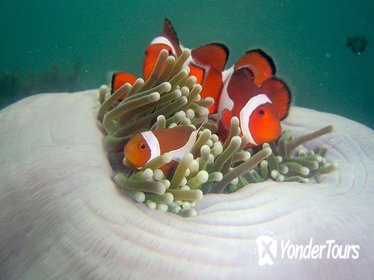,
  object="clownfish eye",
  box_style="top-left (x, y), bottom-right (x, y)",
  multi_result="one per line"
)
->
top-left (258, 109), bottom-right (265, 116)
top-left (139, 141), bottom-right (147, 150)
